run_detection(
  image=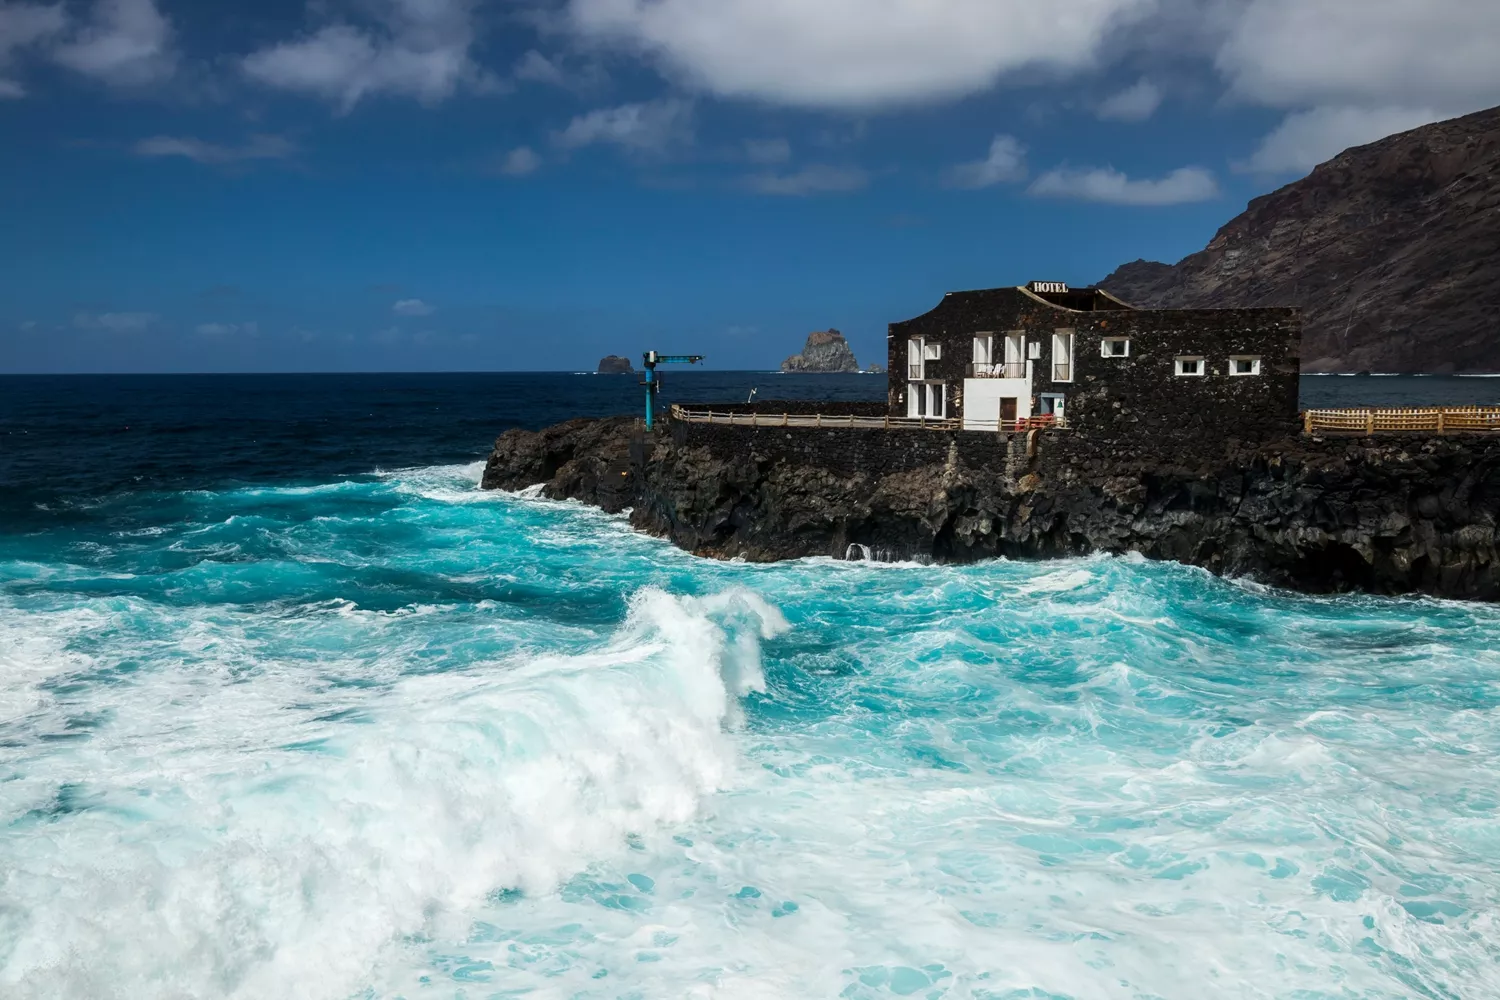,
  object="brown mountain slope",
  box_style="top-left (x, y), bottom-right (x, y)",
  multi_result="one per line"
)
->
top-left (1099, 106), bottom-right (1500, 373)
